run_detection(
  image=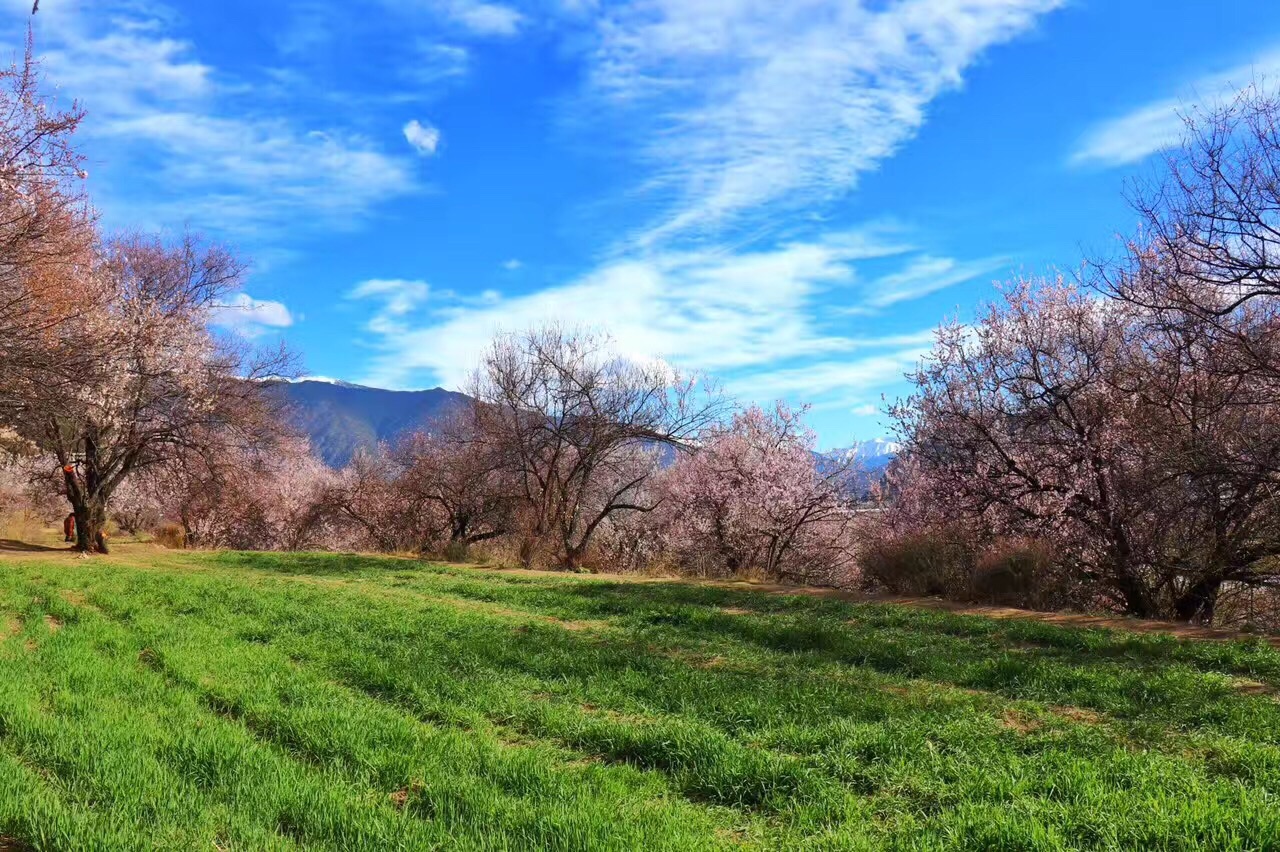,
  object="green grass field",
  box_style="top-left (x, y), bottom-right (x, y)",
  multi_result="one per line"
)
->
top-left (2, 547), bottom-right (1280, 850)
